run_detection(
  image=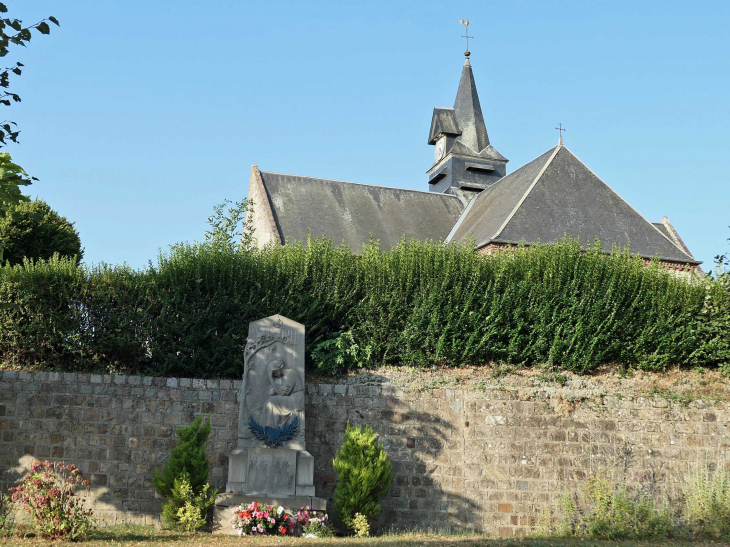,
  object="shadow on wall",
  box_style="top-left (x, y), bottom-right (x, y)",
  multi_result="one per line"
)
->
top-left (1, 449), bottom-right (163, 527)
top-left (306, 379), bottom-right (481, 533)
top-left (0, 378), bottom-right (176, 525)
